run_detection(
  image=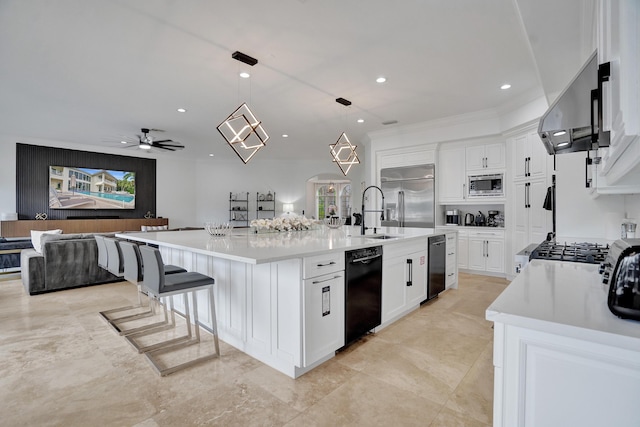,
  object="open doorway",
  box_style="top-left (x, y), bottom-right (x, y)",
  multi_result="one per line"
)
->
top-left (305, 174), bottom-right (352, 222)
